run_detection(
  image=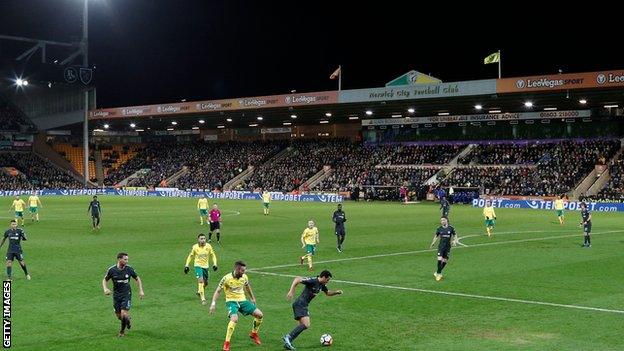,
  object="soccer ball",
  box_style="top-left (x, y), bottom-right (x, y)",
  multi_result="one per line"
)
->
top-left (320, 333), bottom-right (333, 346)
